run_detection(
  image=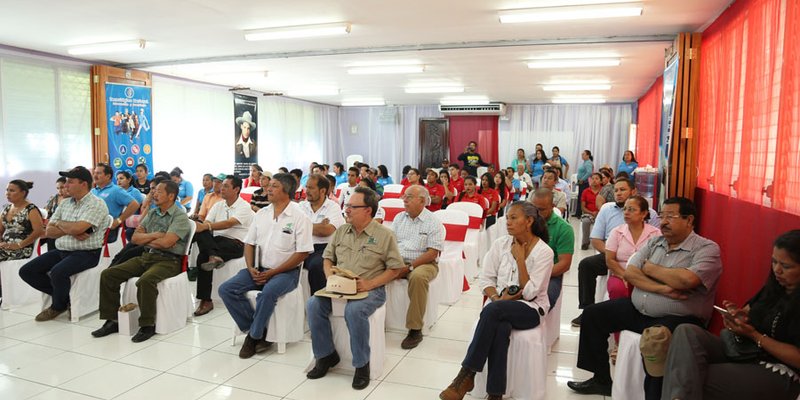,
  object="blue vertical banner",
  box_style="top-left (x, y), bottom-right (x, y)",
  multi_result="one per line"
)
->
top-left (658, 58), bottom-right (679, 205)
top-left (106, 83), bottom-right (153, 179)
